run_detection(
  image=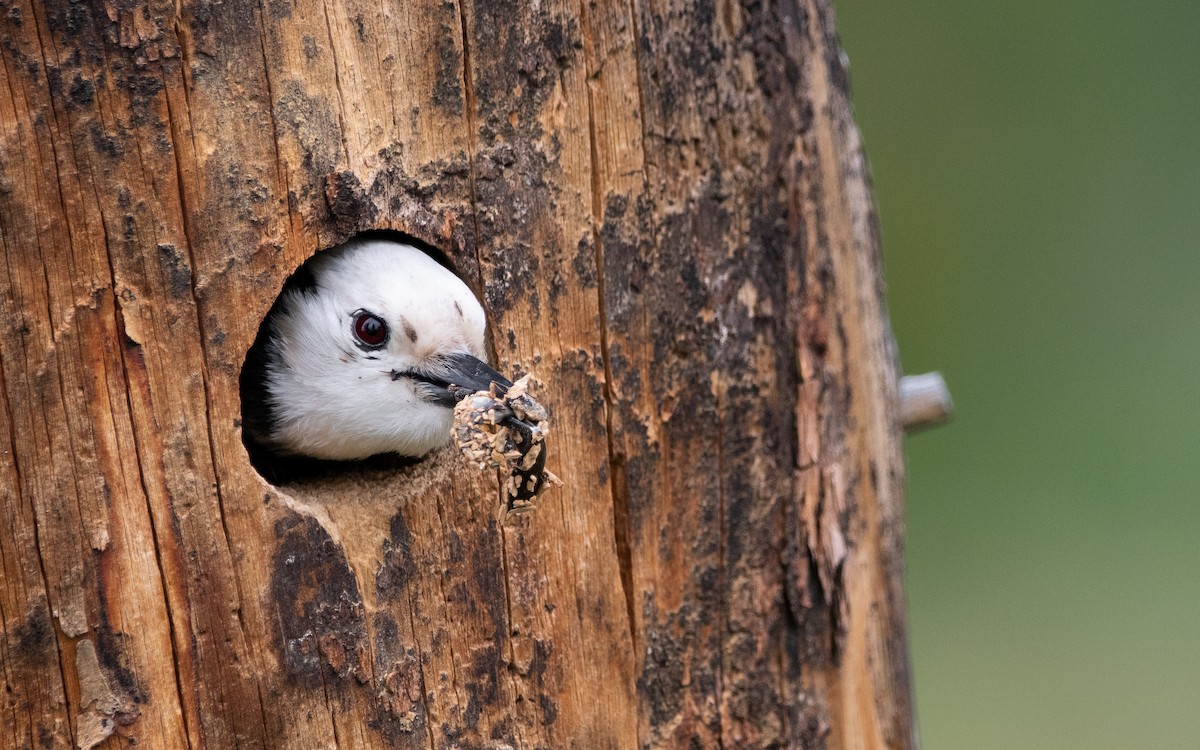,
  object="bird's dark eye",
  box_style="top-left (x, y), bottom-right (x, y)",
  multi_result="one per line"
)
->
top-left (351, 310), bottom-right (388, 348)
